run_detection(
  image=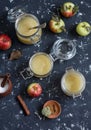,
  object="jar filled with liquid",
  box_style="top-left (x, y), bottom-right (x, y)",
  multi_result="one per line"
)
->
top-left (61, 68), bottom-right (86, 97)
